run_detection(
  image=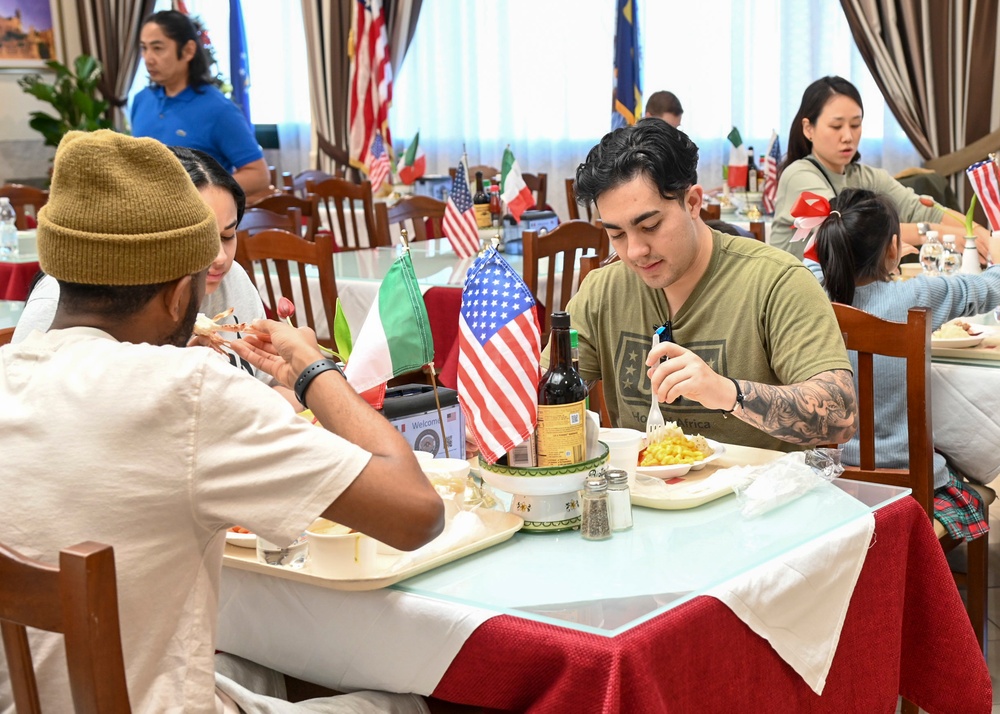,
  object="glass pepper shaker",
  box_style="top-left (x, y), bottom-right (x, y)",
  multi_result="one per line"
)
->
top-left (581, 474), bottom-right (611, 540)
top-left (606, 469), bottom-right (633, 531)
